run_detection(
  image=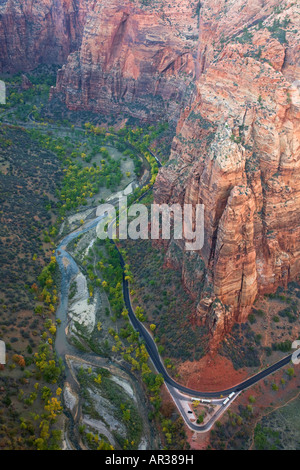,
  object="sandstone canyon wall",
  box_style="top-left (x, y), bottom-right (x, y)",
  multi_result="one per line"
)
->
top-left (154, 0), bottom-right (300, 346)
top-left (0, 0), bottom-right (94, 73)
top-left (51, 0), bottom-right (201, 121)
